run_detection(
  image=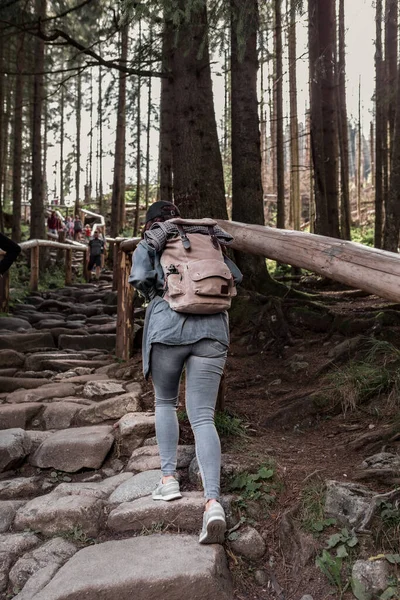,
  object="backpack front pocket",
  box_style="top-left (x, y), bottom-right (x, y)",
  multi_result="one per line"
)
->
top-left (187, 260), bottom-right (235, 297)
